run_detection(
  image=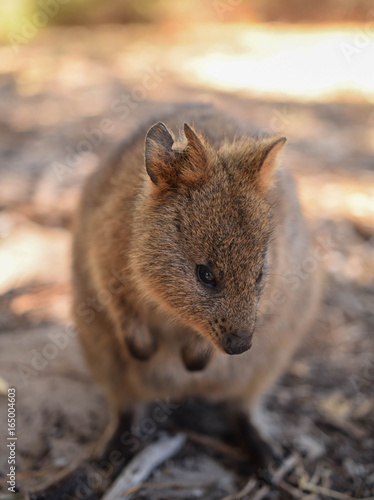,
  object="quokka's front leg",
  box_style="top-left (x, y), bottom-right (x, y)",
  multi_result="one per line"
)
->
top-left (224, 402), bottom-right (277, 472)
top-left (92, 409), bottom-right (136, 463)
top-left (90, 407), bottom-right (134, 461)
